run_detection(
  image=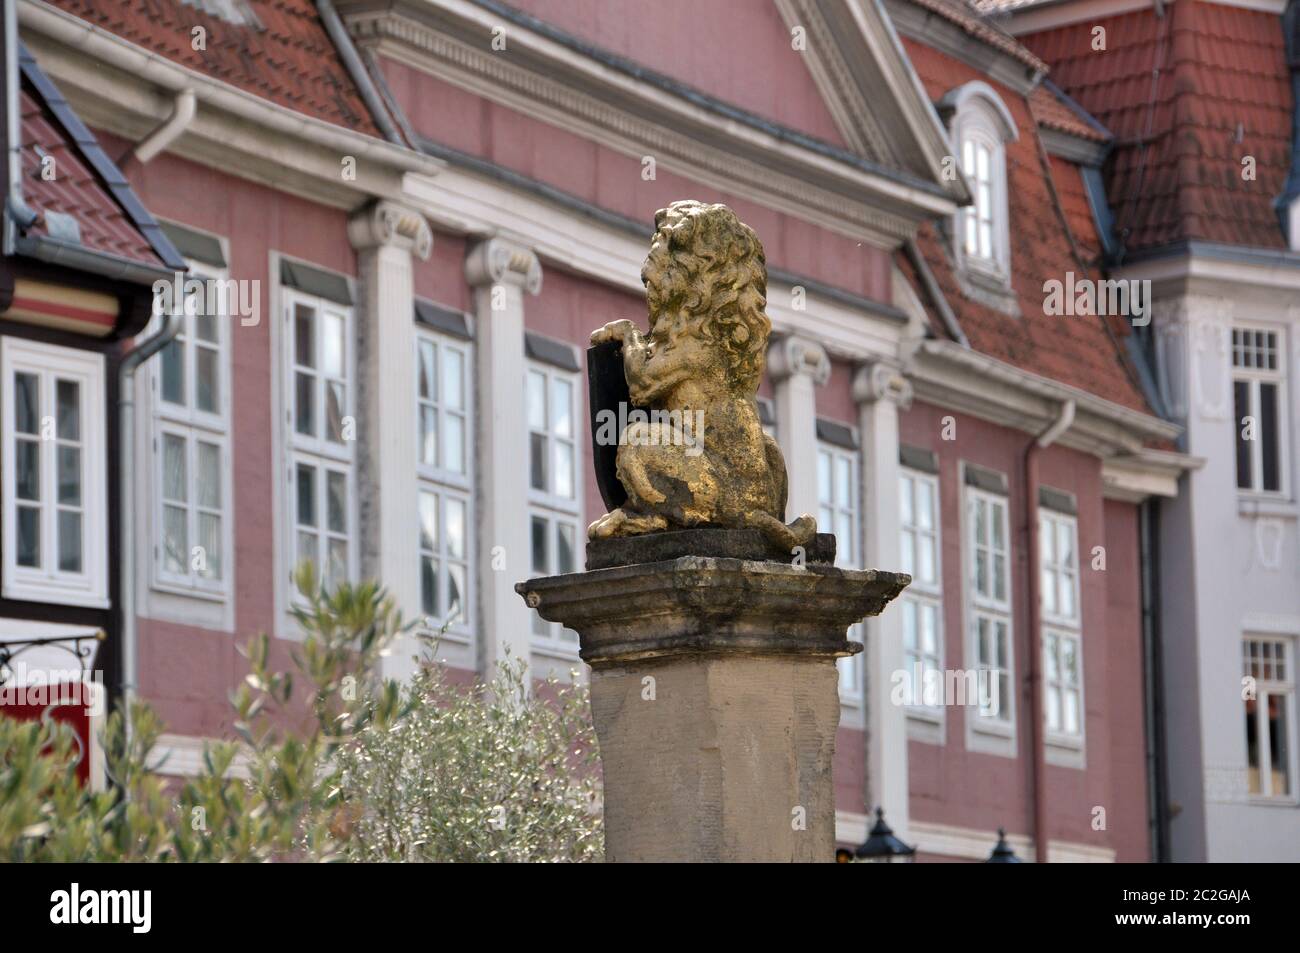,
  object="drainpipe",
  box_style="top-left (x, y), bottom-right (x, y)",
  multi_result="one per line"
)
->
top-left (1024, 398), bottom-right (1075, 862)
top-left (1139, 498), bottom-right (1170, 861)
top-left (119, 303), bottom-right (184, 731)
top-left (129, 88), bottom-right (195, 165)
top-left (2, 0), bottom-right (38, 256)
top-left (316, 0), bottom-right (404, 145)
